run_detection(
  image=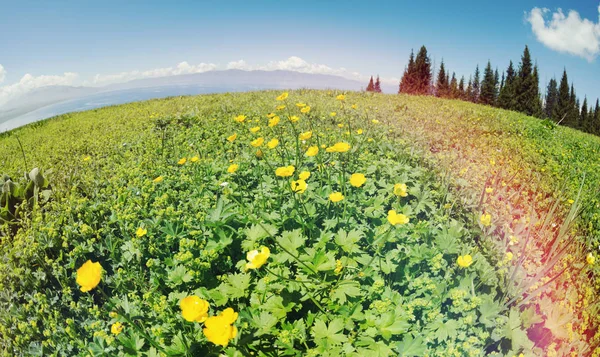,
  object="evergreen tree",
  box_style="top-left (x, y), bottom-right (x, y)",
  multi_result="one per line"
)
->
top-left (499, 72), bottom-right (505, 94)
top-left (581, 97), bottom-right (590, 132)
top-left (374, 75), bottom-right (382, 93)
top-left (399, 50), bottom-right (415, 94)
top-left (466, 77), bottom-right (474, 102)
top-left (494, 68), bottom-right (500, 105)
top-left (450, 72), bottom-right (458, 99)
top-left (366, 76), bottom-right (375, 92)
top-left (472, 65), bottom-right (480, 103)
top-left (594, 99), bottom-right (600, 135)
top-left (458, 76), bottom-right (465, 99)
top-left (498, 61), bottom-right (515, 110)
top-left (513, 46), bottom-right (538, 116)
top-left (531, 65), bottom-right (543, 117)
top-left (554, 70), bottom-right (571, 124)
top-left (413, 46), bottom-right (432, 95)
top-left (480, 61), bottom-right (496, 106)
top-left (544, 78), bottom-right (558, 120)
top-left (435, 60), bottom-right (448, 97)
top-left (566, 84), bottom-right (578, 128)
